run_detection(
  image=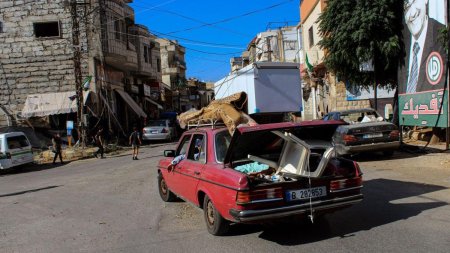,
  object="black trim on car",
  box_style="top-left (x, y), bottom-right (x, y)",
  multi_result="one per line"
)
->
top-left (229, 194), bottom-right (363, 222)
